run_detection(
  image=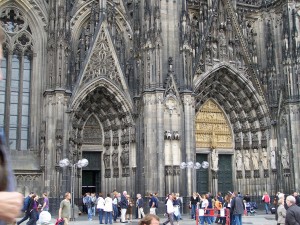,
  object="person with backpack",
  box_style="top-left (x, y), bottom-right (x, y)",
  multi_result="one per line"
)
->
top-left (17, 192), bottom-right (34, 225)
